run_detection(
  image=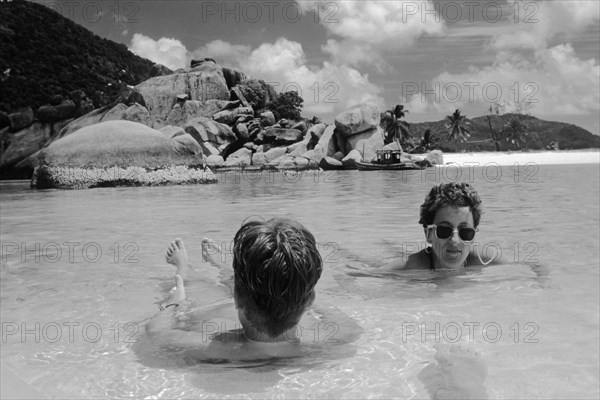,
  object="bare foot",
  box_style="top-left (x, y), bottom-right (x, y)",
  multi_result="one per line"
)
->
top-left (201, 237), bottom-right (234, 294)
top-left (166, 238), bottom-right (190, 278)
top-left (419, 345), bottom-right (488, 399)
